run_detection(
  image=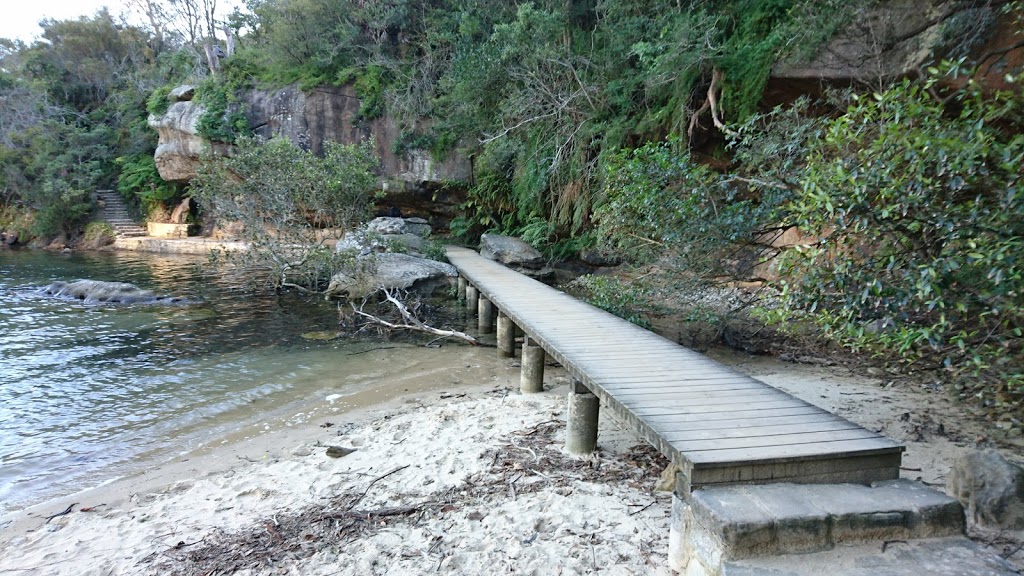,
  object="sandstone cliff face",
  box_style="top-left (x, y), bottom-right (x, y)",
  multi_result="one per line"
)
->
top-left (768, 1), bottom-right (1023, 101)
top-left (148, 86), bottom-right (224, 183)
top-left (148, 83), bottom-right (471, 221)
top-left (245, 84), bottom-right (471, 220)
